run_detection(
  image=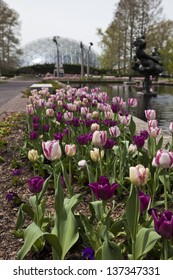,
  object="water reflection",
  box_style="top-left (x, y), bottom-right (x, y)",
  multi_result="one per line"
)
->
top-left (86, 83), bottom-right (173, 132)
